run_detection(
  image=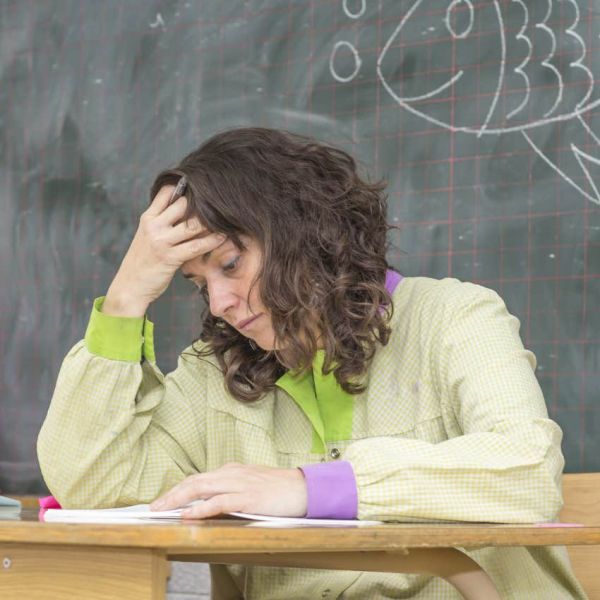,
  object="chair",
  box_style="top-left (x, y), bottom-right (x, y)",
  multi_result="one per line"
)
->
top-left (560, 473), bottom-right (600, 598)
